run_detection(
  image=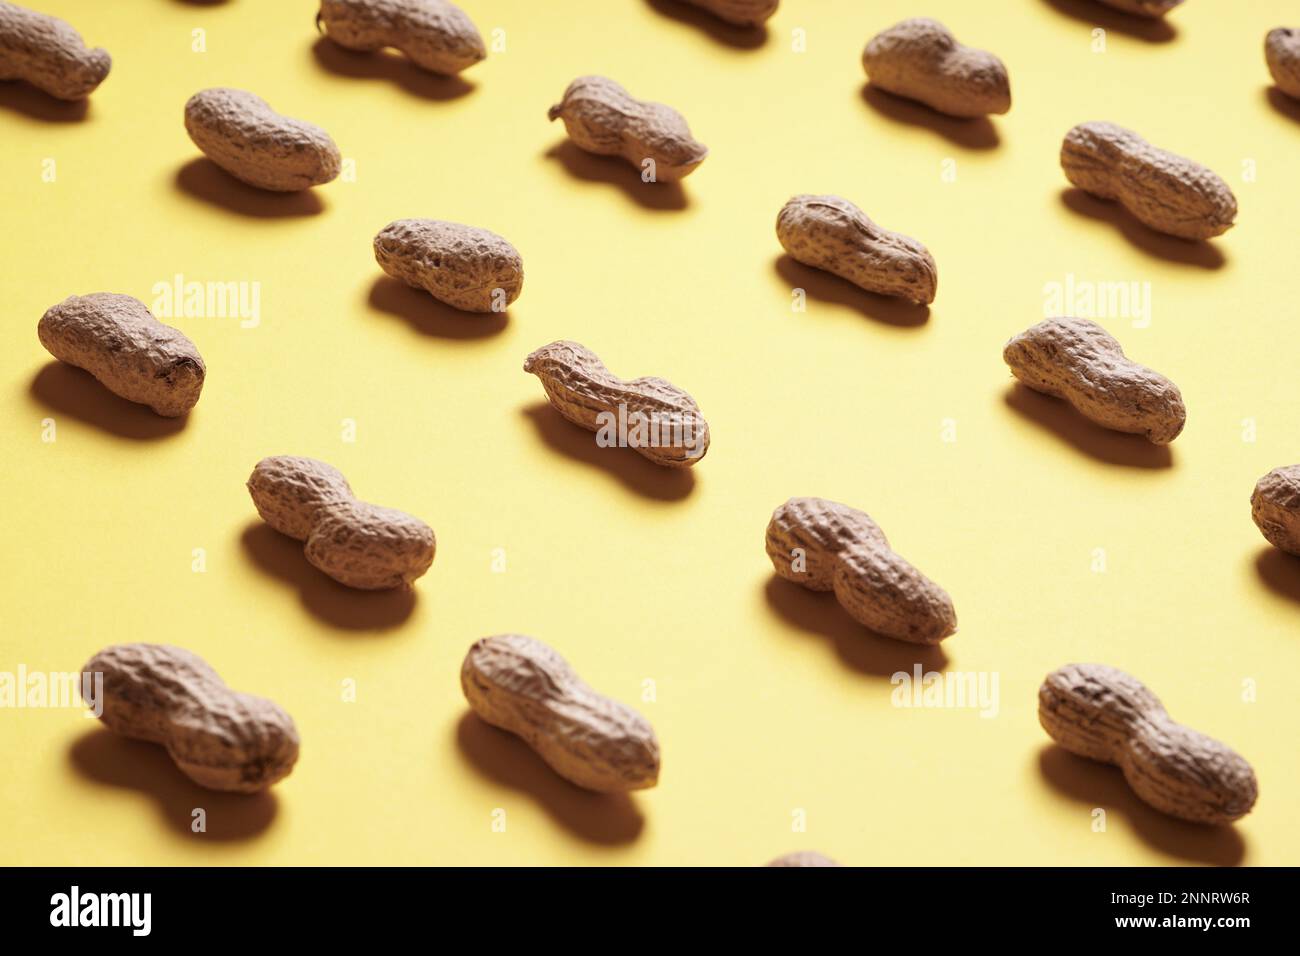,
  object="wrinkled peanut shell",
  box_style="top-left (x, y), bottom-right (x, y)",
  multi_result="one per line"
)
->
top-left (862, 18), bottom-right (1010, 118)
top-left (374, 218), bottom-right (523, 313)
top-left (1251, 465), bottom-right (1300, 555)
top-left (1266, 28), bottom-right (1300, 100)
top-left (0, 2), bottom-right (110, 100)
top-left (681, 0), bottom-right (779, 27)
top-left (317, 0), bottom-right (485, 75)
